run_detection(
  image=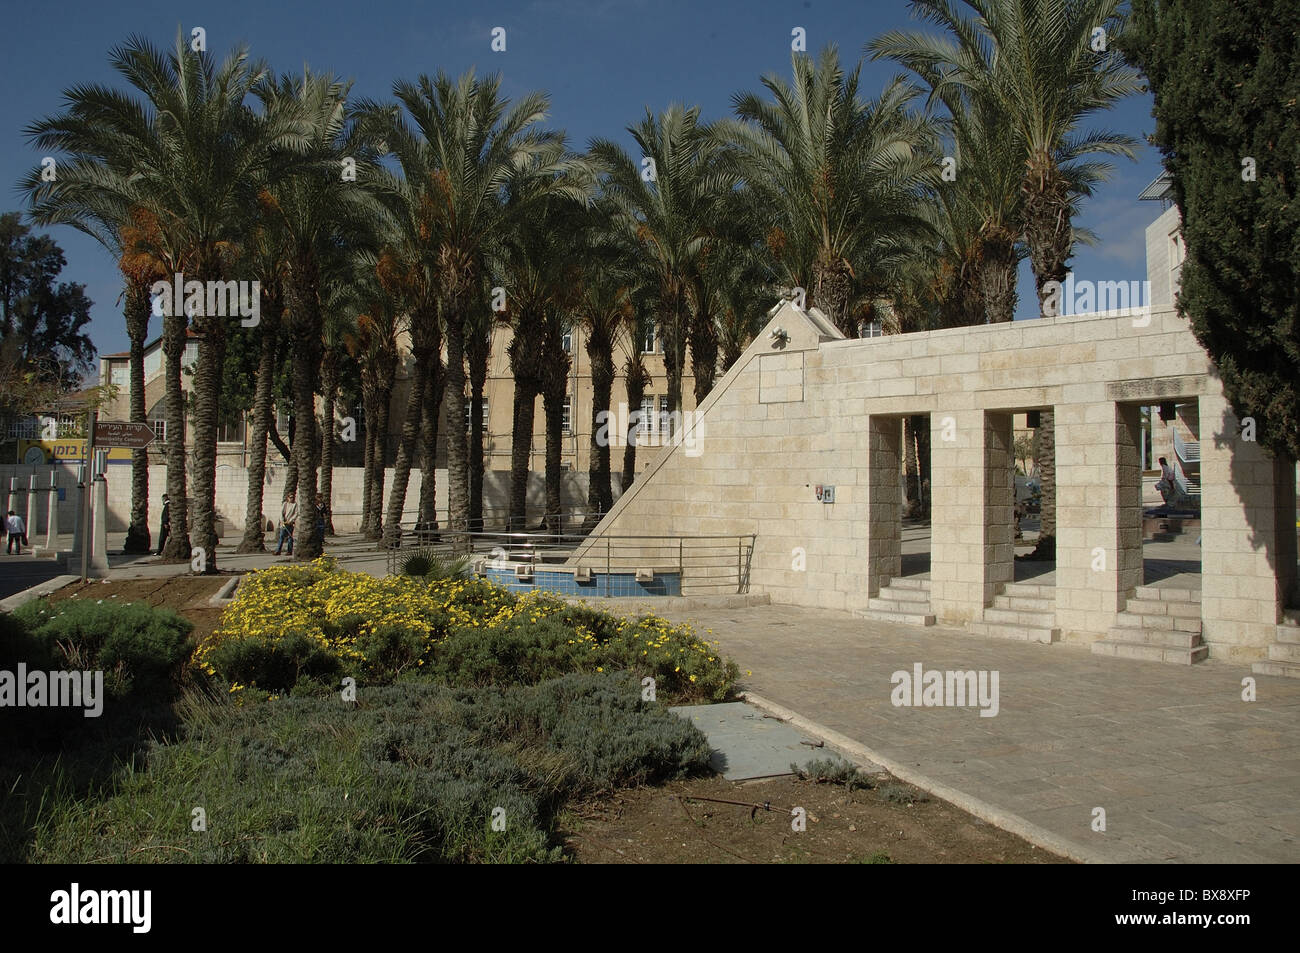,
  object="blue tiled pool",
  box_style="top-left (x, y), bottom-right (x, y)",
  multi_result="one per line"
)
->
top-left (482, 565), bottom-right (681, 596)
